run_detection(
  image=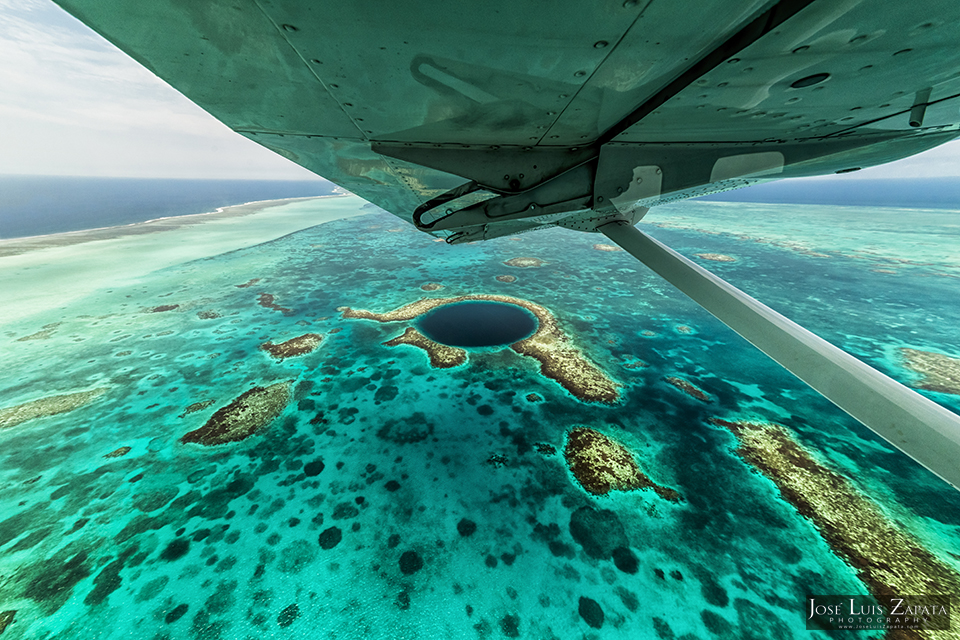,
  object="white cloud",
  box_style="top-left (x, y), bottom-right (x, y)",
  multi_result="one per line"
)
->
top-left (0, 1), bottom-right (319, 179)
